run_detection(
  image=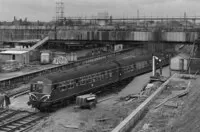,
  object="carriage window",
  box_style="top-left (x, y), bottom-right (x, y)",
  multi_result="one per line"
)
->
top-left (75, 79), bottom-right (80, 86)
top-left (67, 84), bottom-right (71, 89)
top-left (85, 76), bottom-right (89, 83)
top-left (109, 71), bottom-right (113, 77)
top-left (104, 71), bottom-right (108, 78)
top-left (130, 64), bottom-right (135, 72)
top-left (92, 74), bottom-right (97, 82)
top-left (80, 77), bottom-right (85, 85)
top-left (88, 75), bottom-right (93, 83)
top-left (60, 86), bottom-right (67, 92)
top-left (97, 73), bottom-right (101, 81)
top-left (69, 80), bottom-right (75, 89)
top-left (100, 73), bottom-right (104, 80)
